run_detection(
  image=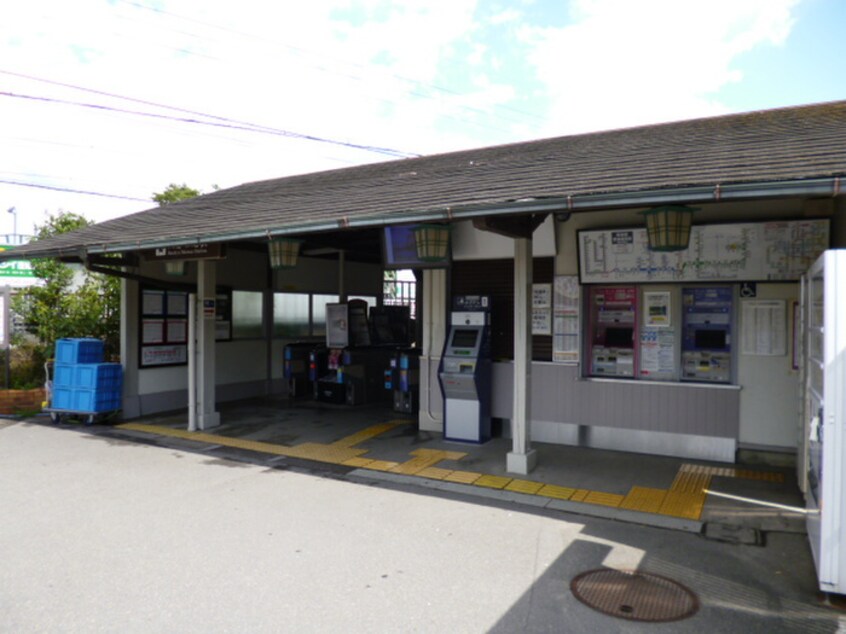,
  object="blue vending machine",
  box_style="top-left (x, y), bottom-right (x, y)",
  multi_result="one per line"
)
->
top-left (681, 287), bottom-right (733, 383)
top-left (439, 295), bottom-right (492, 443)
